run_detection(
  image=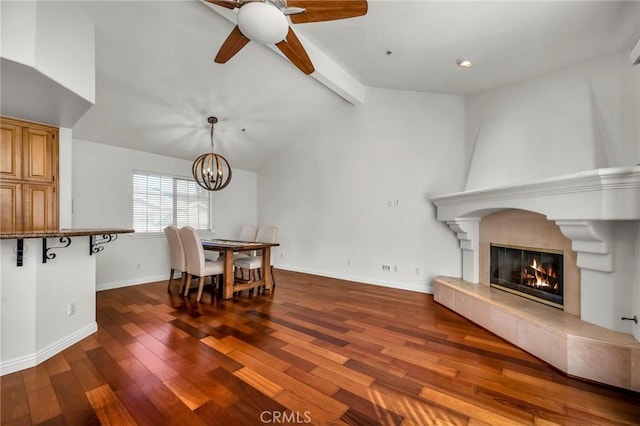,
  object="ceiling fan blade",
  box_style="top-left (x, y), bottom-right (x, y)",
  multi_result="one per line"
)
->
top-left (287, 0), bottom-right (367, 24)
top-left (214, 26), bottom-right (250, 63)
top-left (276, 28), bottom-right (315, 75)
top-left (204, 0), bottom-right (241, 10)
